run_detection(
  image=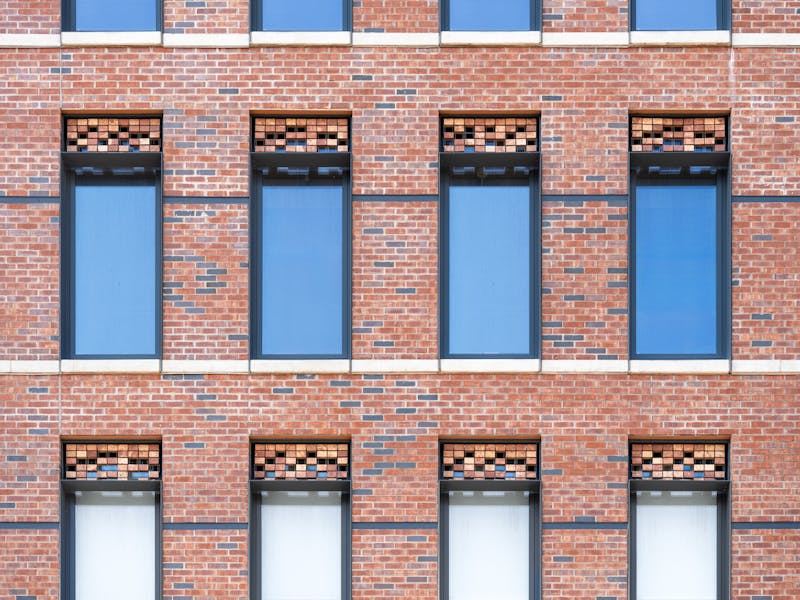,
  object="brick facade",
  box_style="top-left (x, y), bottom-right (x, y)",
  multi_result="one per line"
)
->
top-left (1, 1), bottom-right (799, 599)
